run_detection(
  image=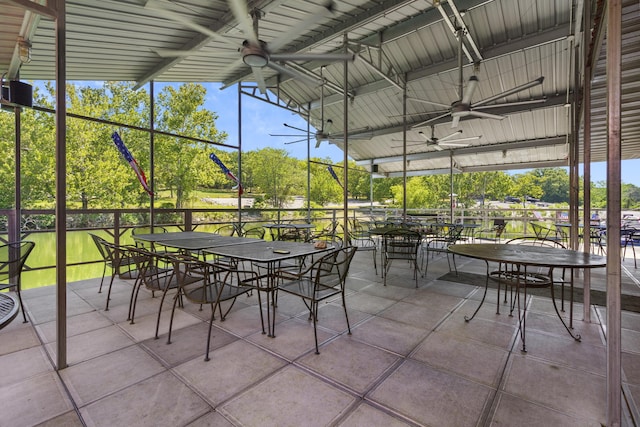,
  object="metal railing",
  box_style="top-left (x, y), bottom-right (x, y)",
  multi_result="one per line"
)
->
top-left (0, 205), bottom-right (614, 288)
